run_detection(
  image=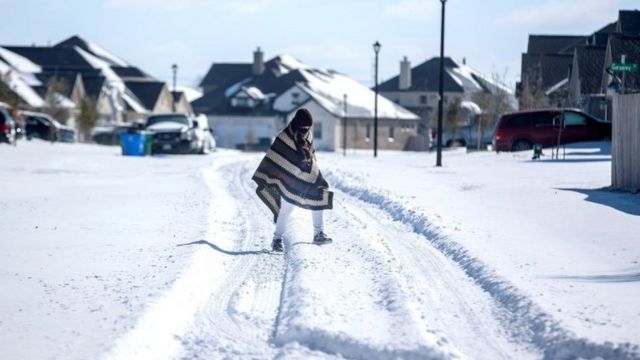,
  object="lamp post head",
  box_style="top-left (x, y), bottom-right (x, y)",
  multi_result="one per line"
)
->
top-left (440, 0), bottom-right (446, 3)
top-left (172, 63), bottom-right (178, 72)
top-left (373, 41), bottom-right (381, 54)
